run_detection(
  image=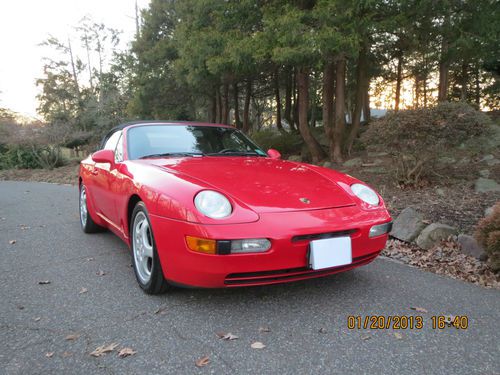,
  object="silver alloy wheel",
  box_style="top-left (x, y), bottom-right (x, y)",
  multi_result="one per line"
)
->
top-left (132, 211), bottom-right (153, 284)
top-left (80, 187), bottom-right (88, 227)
